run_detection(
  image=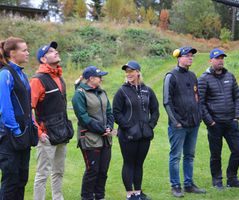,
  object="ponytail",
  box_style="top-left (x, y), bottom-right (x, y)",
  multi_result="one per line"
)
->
top-left (0, 40), bottom-right (7, 67)
top-left (0, 37), bottom-right (26, 67)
